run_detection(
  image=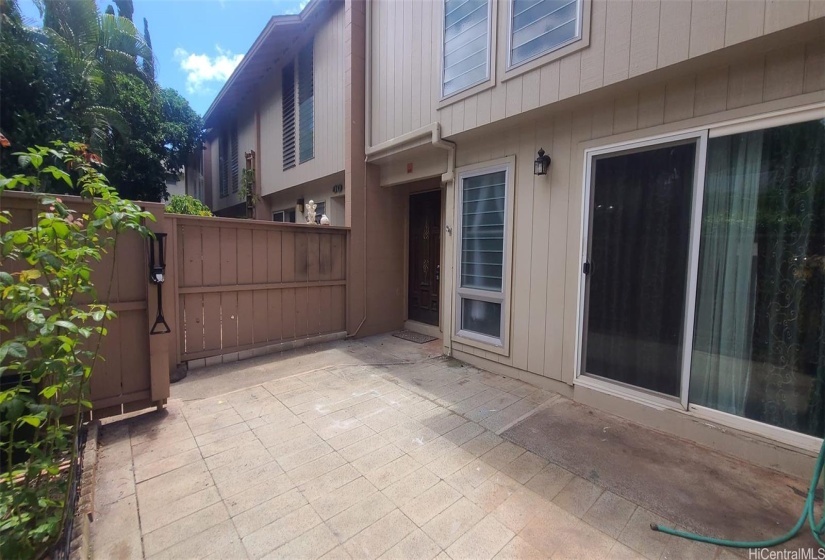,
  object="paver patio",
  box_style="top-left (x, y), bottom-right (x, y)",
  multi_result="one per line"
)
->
top-left (90, 334), bottom-right (763, 559)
